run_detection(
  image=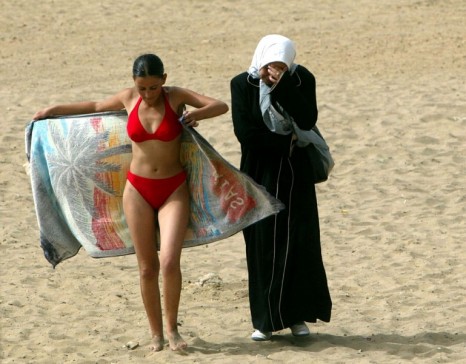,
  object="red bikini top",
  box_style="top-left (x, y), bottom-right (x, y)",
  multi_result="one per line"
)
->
top-left (127, 92), bottom-right (182, 143)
